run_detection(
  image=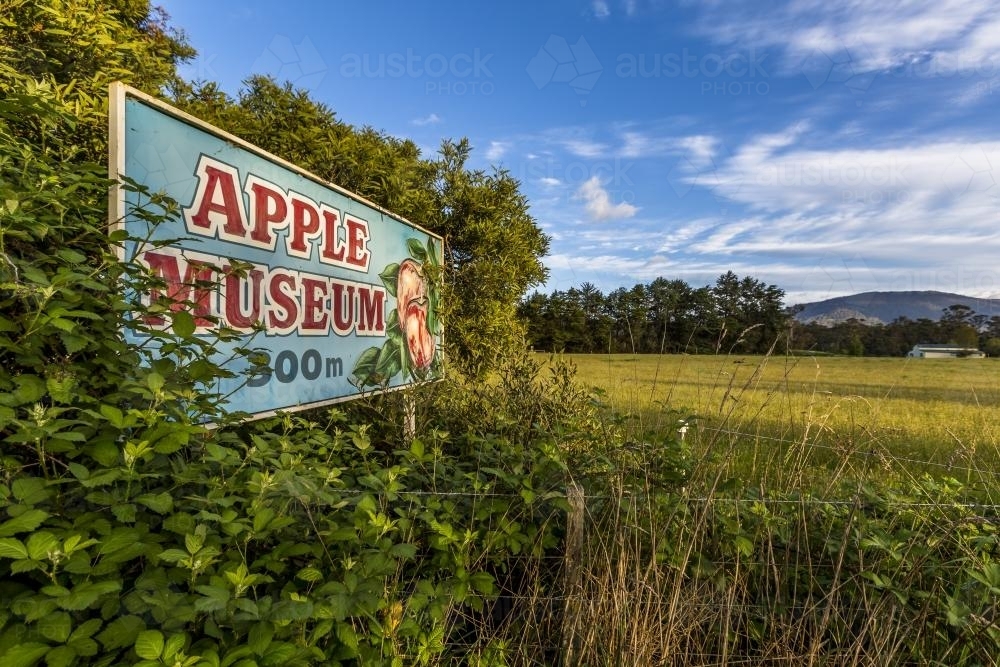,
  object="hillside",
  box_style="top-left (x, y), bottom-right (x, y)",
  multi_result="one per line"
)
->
top-left (791, 291), bottom-right (1000, 325)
